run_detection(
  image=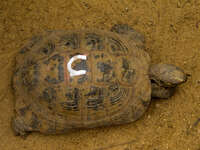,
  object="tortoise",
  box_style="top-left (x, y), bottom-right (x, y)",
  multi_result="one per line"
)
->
top-left (12, 24), bottom-right (187, 136)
